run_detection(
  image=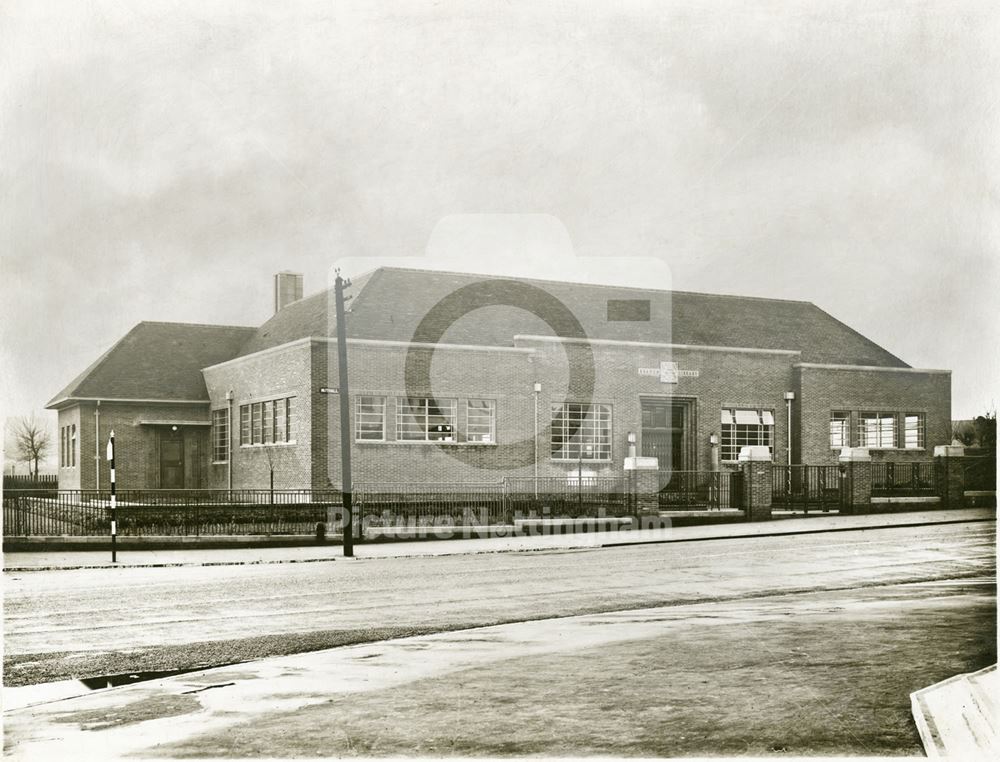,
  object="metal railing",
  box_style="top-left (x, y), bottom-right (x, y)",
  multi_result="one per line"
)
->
top-left (503, 476), bottom-right (629, 520)
top-left (871, 462), bottom-right (938, 497)
top-left (354, 482), bottom-right (507, 526)
top-left (771, 465), bottom-right (842, 512)
top-left (3, 489), bottom-right (340, 537)
top-left (657, 470), bottom-right (741, 511)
